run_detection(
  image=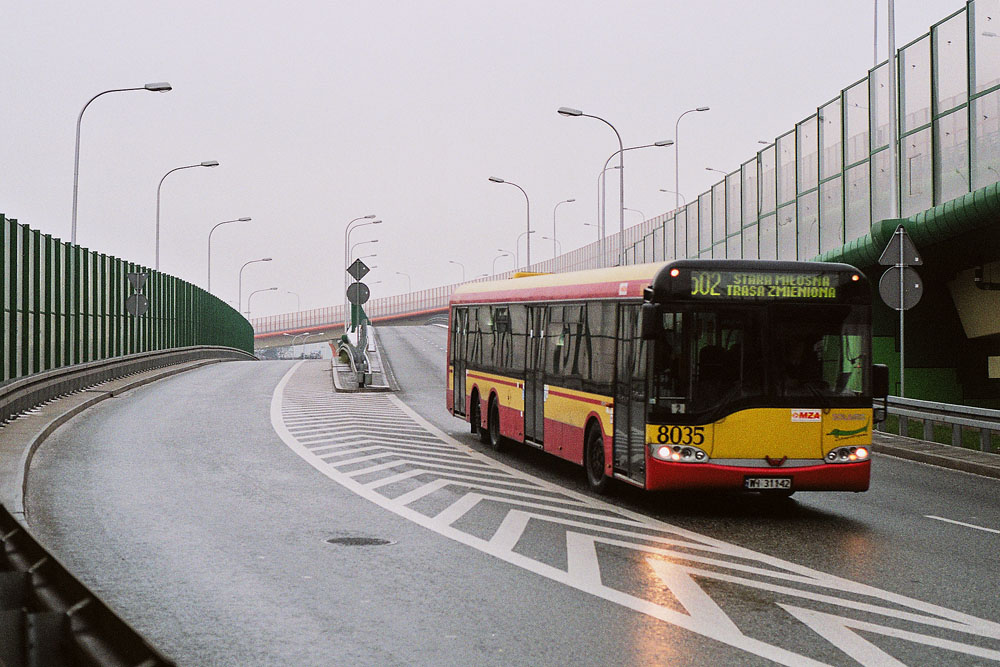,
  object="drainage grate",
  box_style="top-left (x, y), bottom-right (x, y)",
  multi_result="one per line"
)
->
top-left (325, 537), bottom-right (395, 546)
